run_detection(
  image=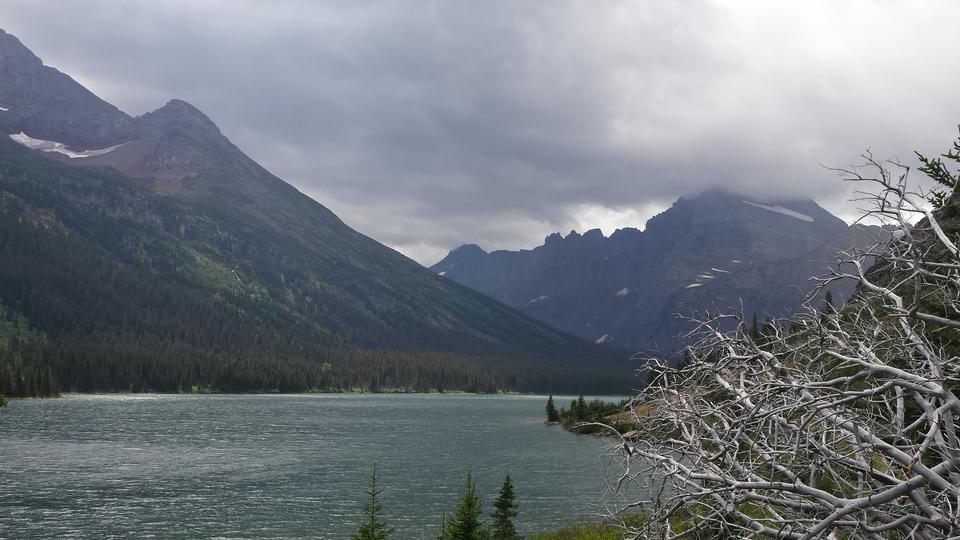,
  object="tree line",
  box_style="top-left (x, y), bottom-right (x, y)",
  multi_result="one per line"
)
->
top-left (544, 395), bottom-right (633, 435)
top-left (0, 338), bottom-right (58, 398)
